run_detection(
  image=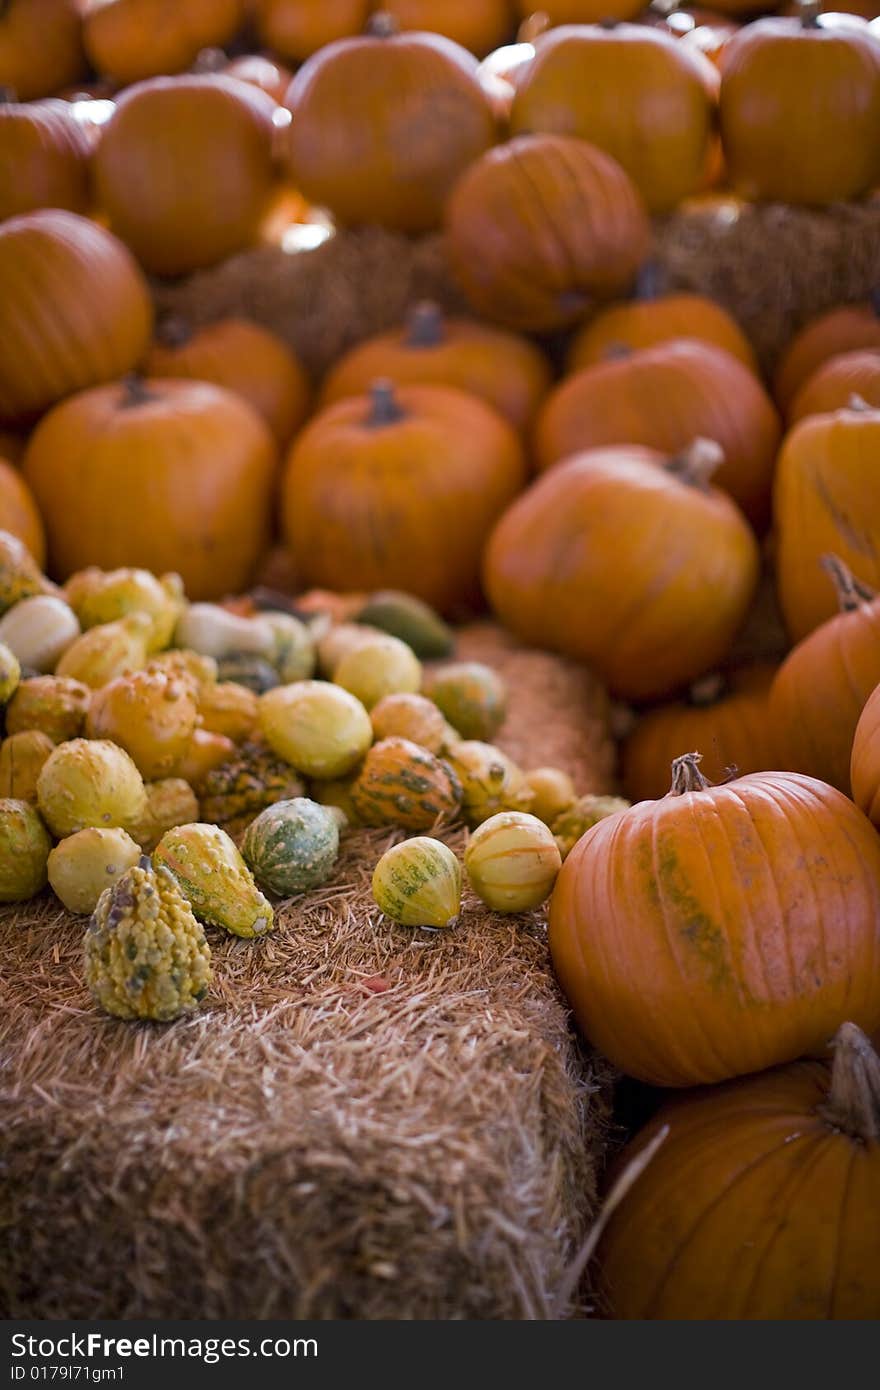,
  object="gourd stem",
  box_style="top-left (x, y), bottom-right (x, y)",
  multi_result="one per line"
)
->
top-left (688, 672), bottom-right (727, 707)
top-left (156, 314), bottom-right (194, 349)
top-left (405, 301), bottom-right (445, 348)
top-left (819, 1023), bottom-right (880, 1142)
top-left (367, 11), bottom-right (399, 38)
top-left (120, 374), bottom-right (156, 409)
top-left (820, 553), bottom-right (876, 613)
top-left (635, 262), bottom-right (662, 302)
top-left (798, 0), bottom-right (822, 27)
top-left (665, 437), bottom-right (724, 491)
top-left (670, 752), bottom-right (712, 795)
top-left (367, 378), bottom-right (404, 427)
